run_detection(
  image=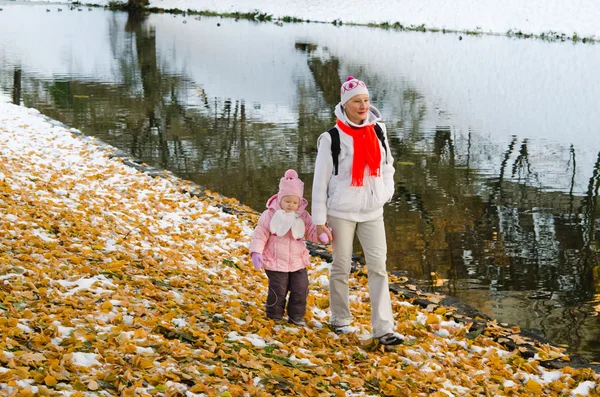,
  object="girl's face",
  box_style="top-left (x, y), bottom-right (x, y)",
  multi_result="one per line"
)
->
top-left (280, 195), bottom-right (300, 212)
top-left (344, 94), bottom-right (370, 125)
